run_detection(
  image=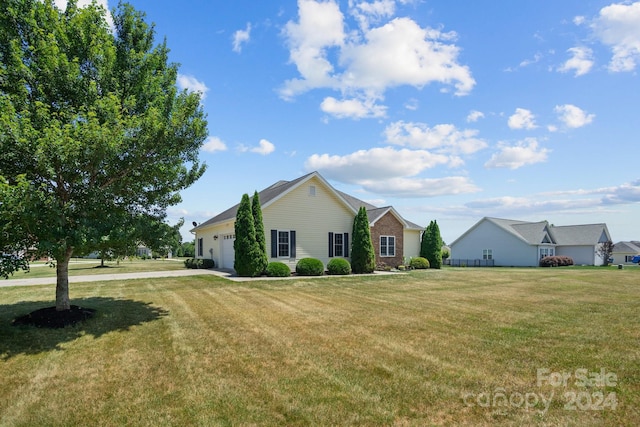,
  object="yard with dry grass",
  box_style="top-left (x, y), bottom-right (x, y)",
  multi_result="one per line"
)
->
top-left (1, 267), bottom-right (639, 426)
top-left (4, 258), bottom-right (186, 281)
